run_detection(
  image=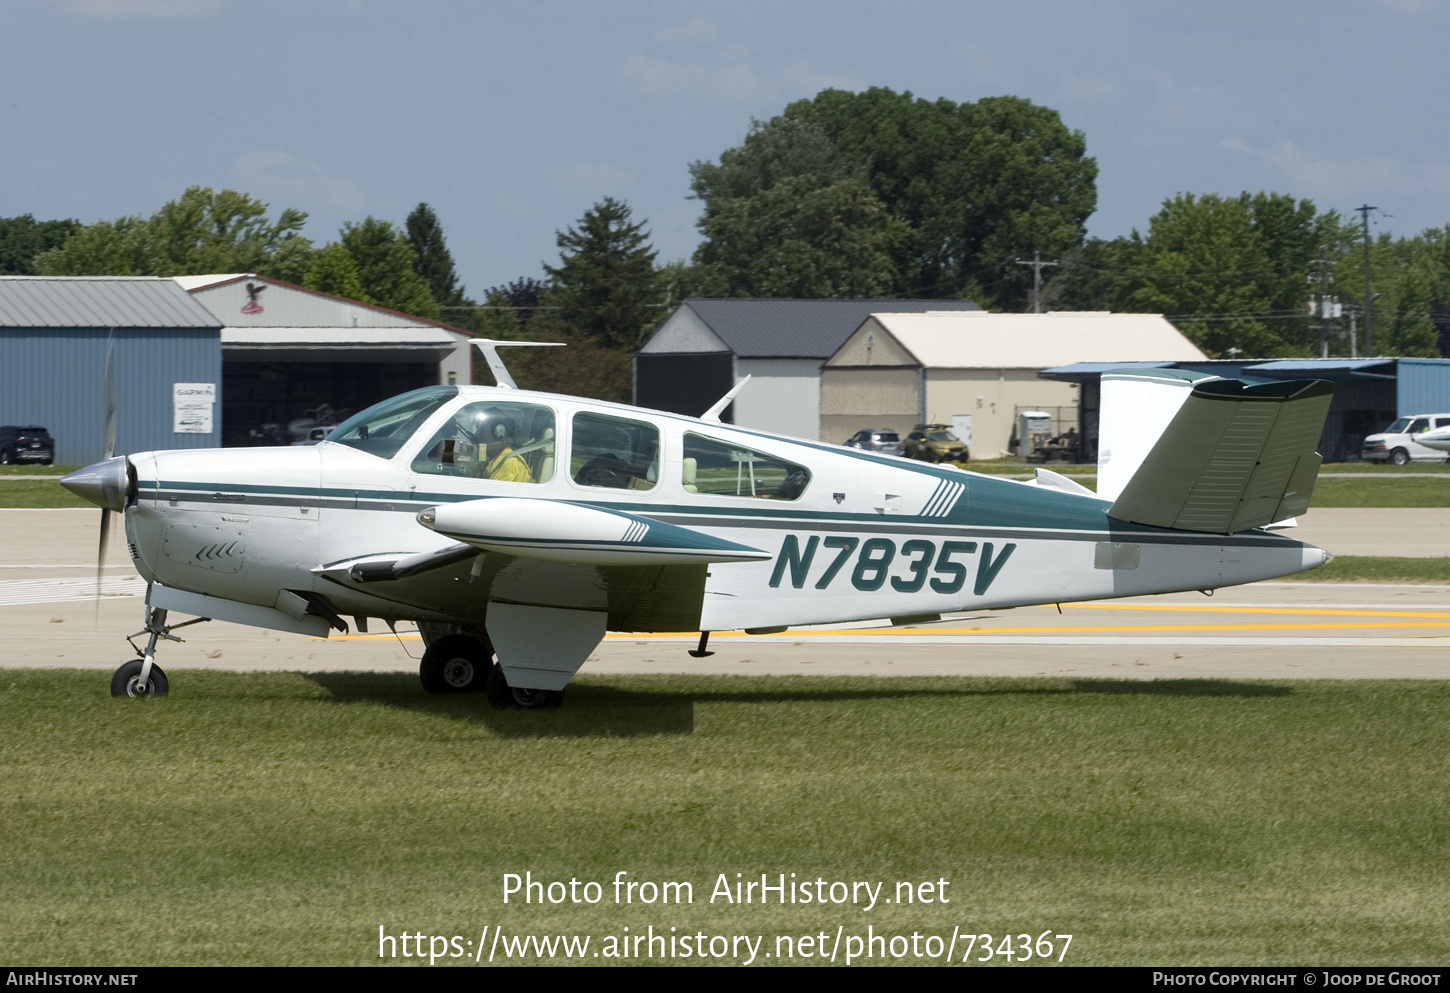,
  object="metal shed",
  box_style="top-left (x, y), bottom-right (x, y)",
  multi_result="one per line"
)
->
top-left (1041, 357), bottom-right (1450, 462)
top-left (635, 298), bottom-right (980, 440)
top-left (0, 277), bottom-right (223, 465)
